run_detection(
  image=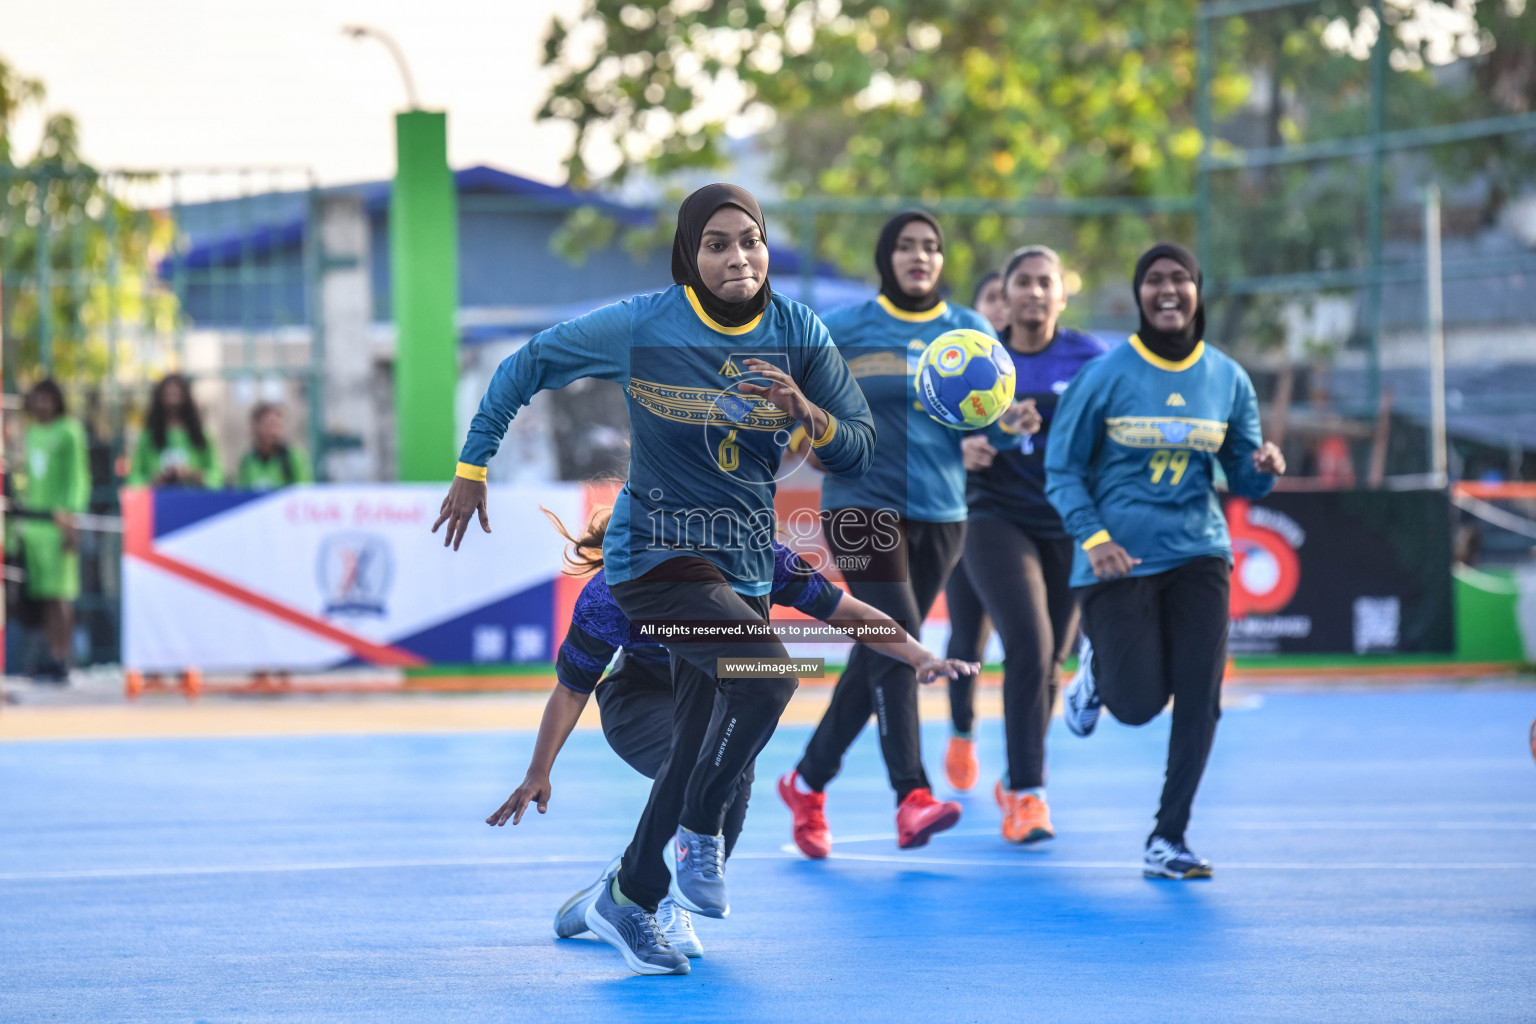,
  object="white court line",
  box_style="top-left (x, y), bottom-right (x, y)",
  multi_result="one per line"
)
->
top-left (812, 851), bottom-right (1536, 871)
top-left (0, 855), bottom-right (613, 883)
top-left (822, 822), bottom-right (1536, 843)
